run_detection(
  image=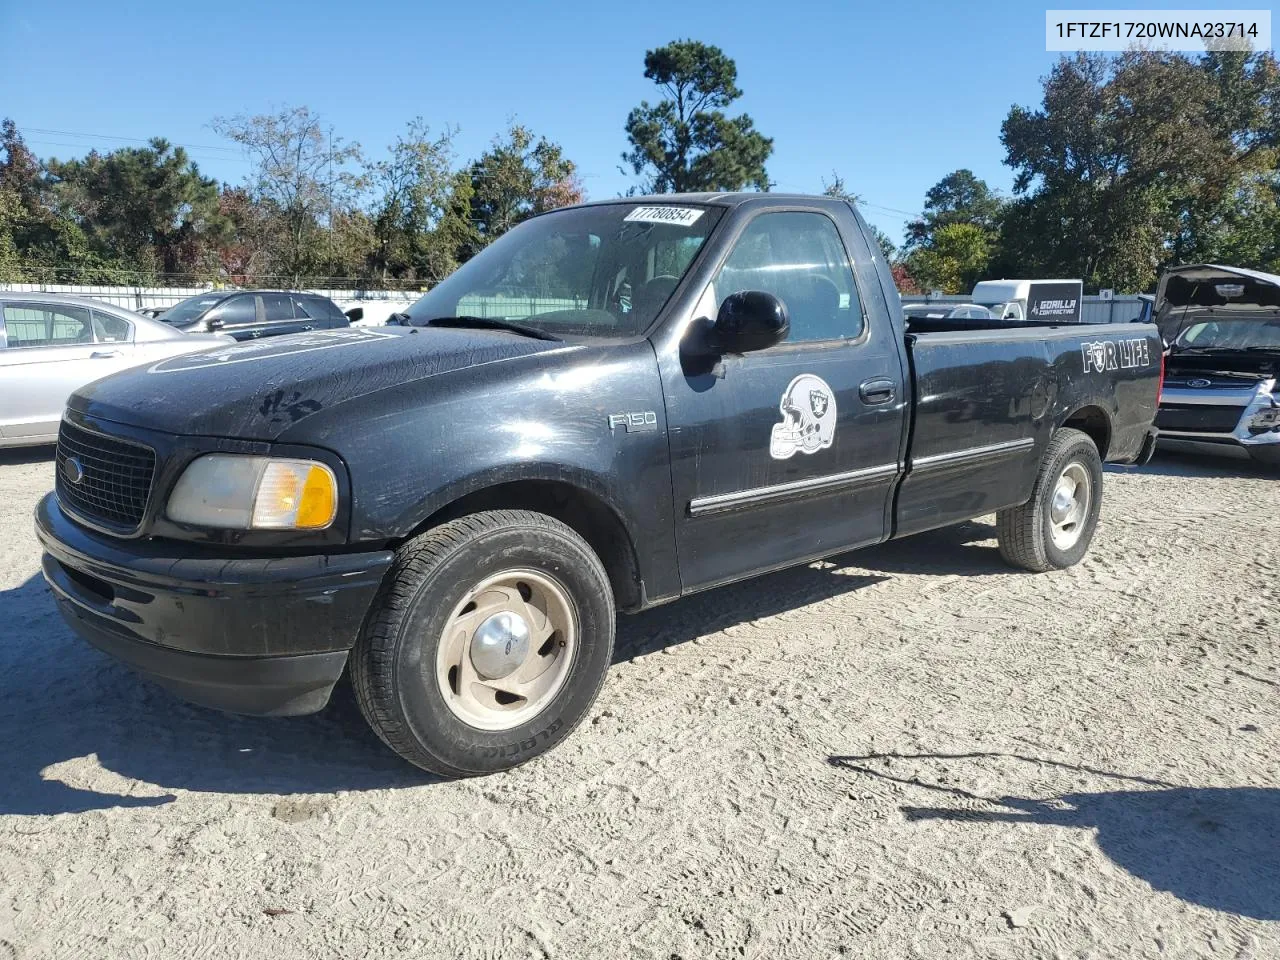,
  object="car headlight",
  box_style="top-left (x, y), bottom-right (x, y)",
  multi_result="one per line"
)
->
top-left (166, 455), bottom-right (338, 530)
